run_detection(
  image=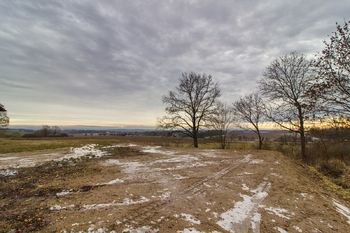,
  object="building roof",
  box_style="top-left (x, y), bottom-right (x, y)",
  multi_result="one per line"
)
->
top-left (0, 105), bottom-right (7, 112)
